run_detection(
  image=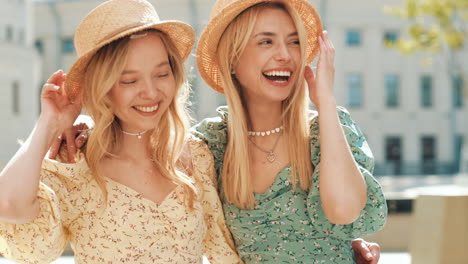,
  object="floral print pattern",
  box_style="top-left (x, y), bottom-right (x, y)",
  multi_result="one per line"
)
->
top-left (191, 106), bottom-right (388, 264)
top-left (0, 136), bottom-right (241, 264)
